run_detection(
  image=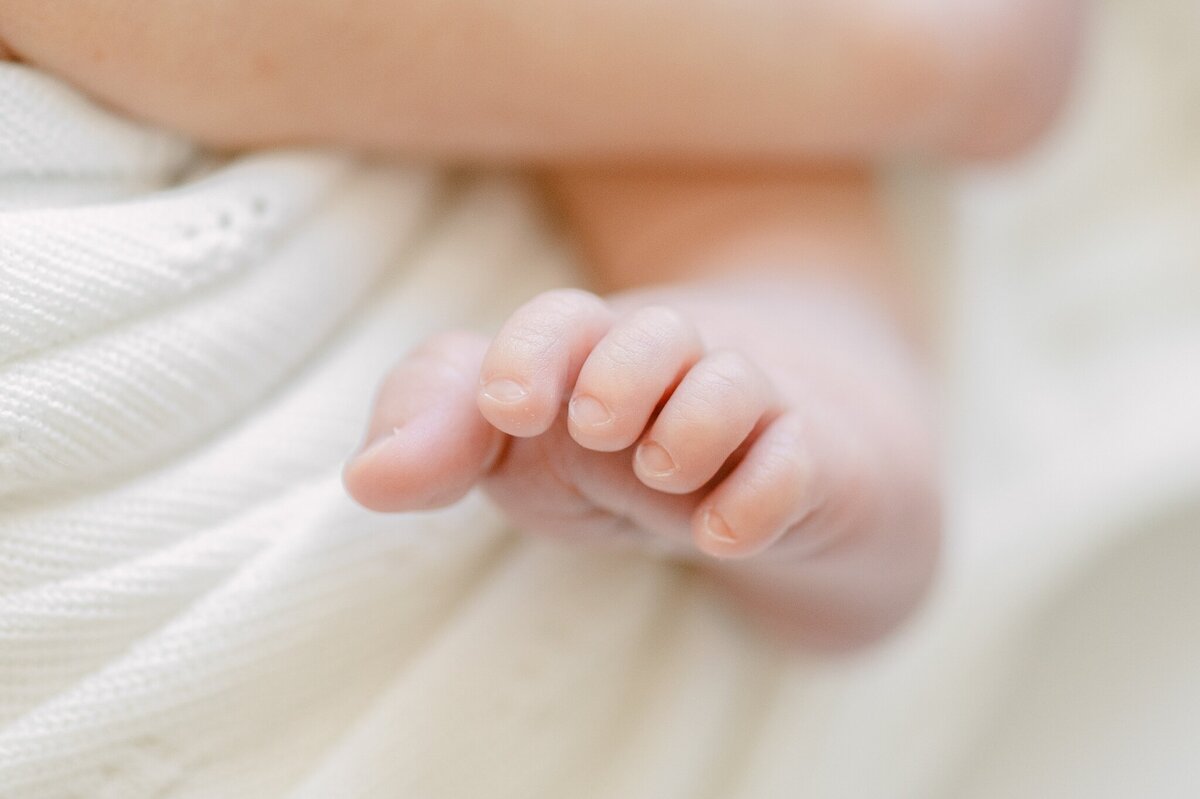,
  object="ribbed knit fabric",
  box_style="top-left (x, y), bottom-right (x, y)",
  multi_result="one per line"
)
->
top-left (2, 2), bottom-right (1199, 792)
top-left (0, 64), bottom-right (785, 798)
